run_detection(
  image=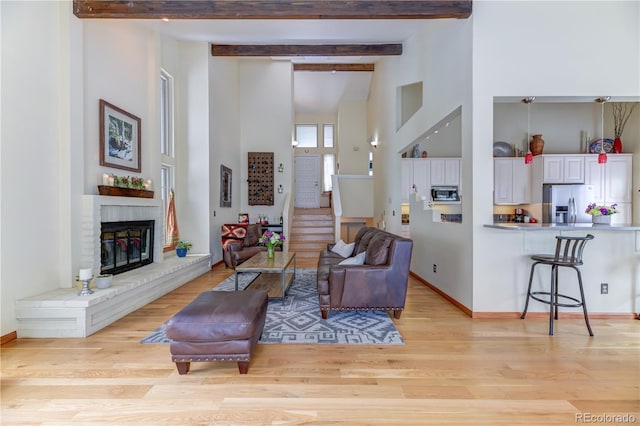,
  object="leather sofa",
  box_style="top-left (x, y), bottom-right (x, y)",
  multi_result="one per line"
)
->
top-left (221, 224), bottom-right (280, 268)
top-left (317, 226), bottom-right (413, 319)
